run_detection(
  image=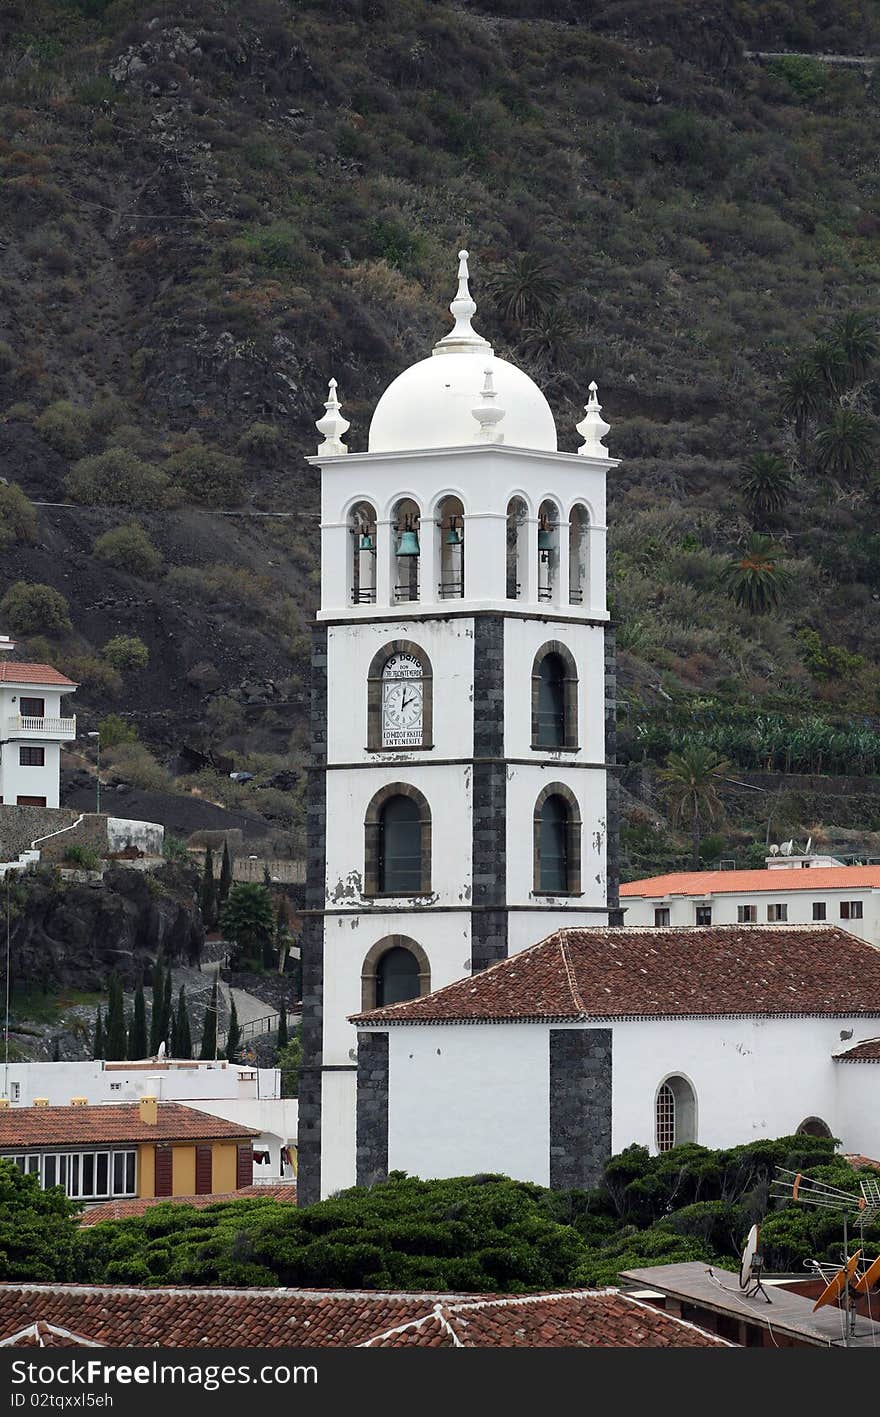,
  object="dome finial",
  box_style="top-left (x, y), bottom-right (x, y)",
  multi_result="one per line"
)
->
top-left (472, 365), bottom-right (505, 443)
top-left (576, 379), bottom-right (610, 458)
top-left (316, 377), bottom-right (350, 455)
top-left (433, 247), bottom-right (492, 357)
